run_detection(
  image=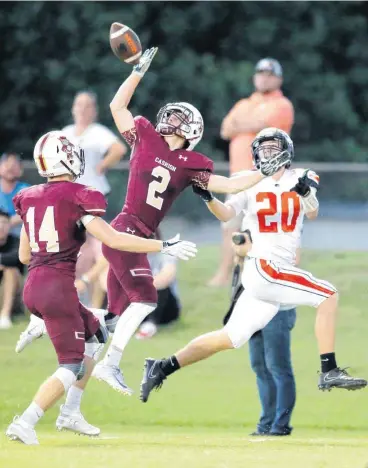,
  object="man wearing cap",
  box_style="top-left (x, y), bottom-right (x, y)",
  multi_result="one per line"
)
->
top-left (209, 58), bottom-right (294, 287)
top-left (0, 152), bottom-right (30, 238)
